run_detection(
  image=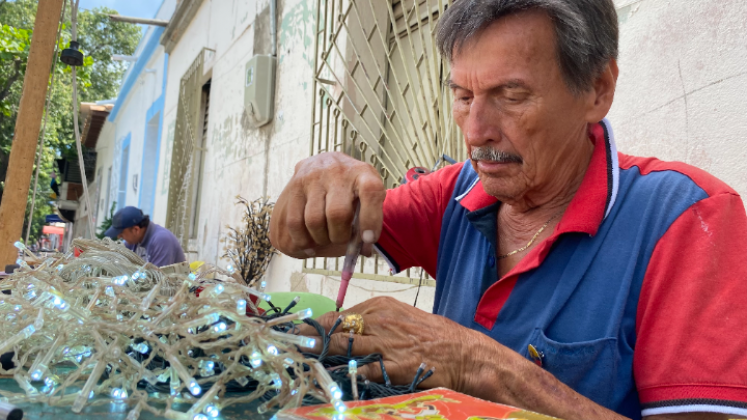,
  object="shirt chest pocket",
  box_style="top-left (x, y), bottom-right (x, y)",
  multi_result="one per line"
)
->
top-left (527, 328), bottom-right (619, 406)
